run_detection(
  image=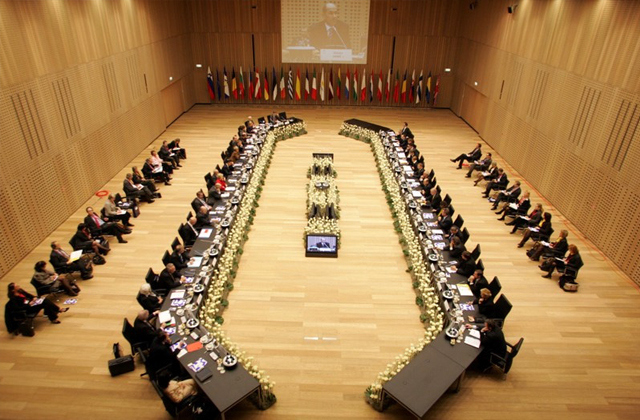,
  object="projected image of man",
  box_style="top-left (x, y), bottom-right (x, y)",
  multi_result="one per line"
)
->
top-left (308, 3), bottom-right (351, 50)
